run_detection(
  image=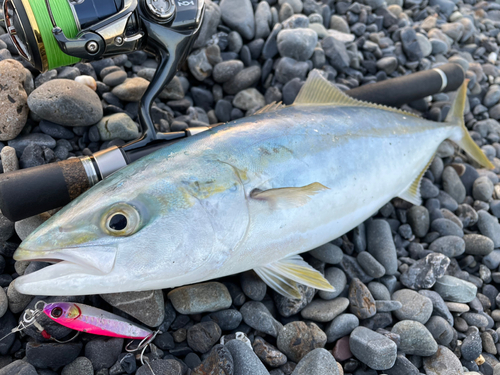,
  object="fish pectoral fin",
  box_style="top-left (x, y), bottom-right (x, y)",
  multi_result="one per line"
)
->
top-left (397, 154), bottom-right (435, 206)
top-left (250, 182), bottom-right (329, 210)
top-left (254, 255), bottom-right (335, 299)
